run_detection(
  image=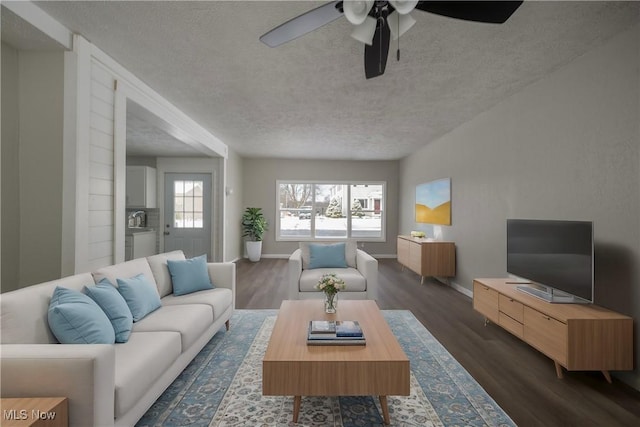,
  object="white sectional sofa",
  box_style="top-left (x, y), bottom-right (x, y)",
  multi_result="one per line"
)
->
top-left (0, 250), bottom-right (235, 427)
